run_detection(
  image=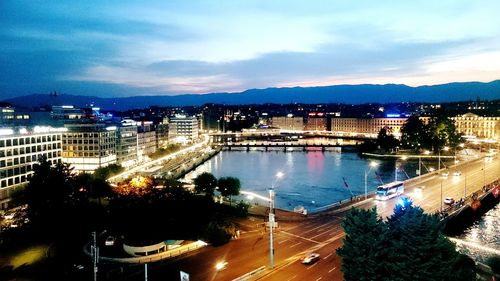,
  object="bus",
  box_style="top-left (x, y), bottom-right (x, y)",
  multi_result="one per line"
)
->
top-left (376, 181), bottom-right (404, 200)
